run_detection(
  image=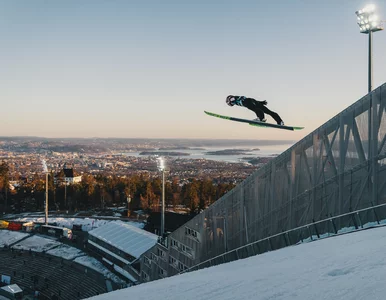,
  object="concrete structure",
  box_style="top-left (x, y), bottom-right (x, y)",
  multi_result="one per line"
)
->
top-left (140, 84), bottom-right (386, 282)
